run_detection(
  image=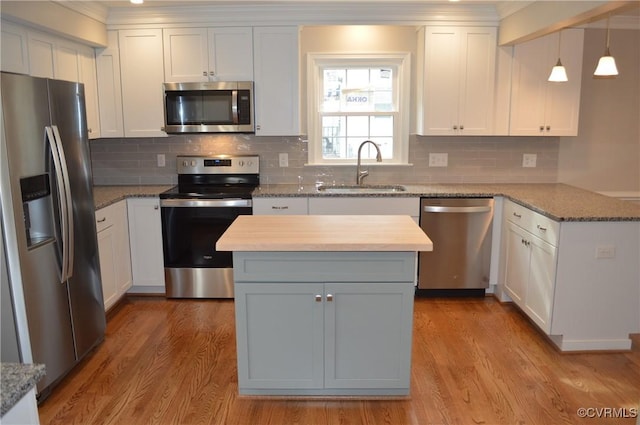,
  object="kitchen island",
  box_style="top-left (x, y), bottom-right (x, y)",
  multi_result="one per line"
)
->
top-left (216, 215), bottom-right (433, 396)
